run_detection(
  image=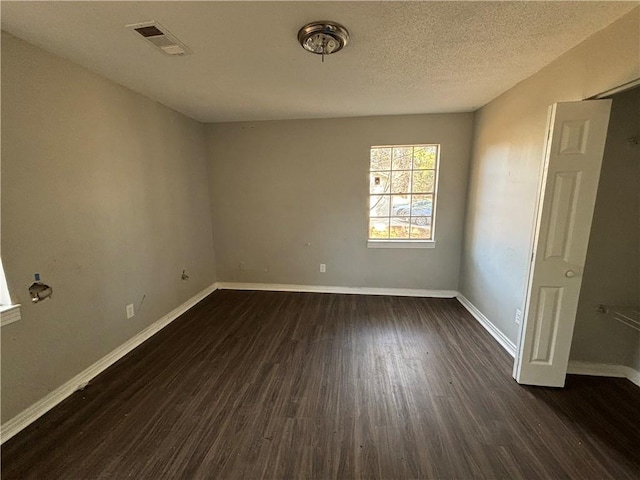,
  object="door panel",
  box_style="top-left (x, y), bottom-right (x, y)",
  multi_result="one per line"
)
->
top-left (530, 286), bottom-right (562, 364)
top-left (544, 171), bottom-right (581, 261)
top-left (559, 119), bottom-right (590, 155)
top-left (514, 100), bottom-right (612, 387)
